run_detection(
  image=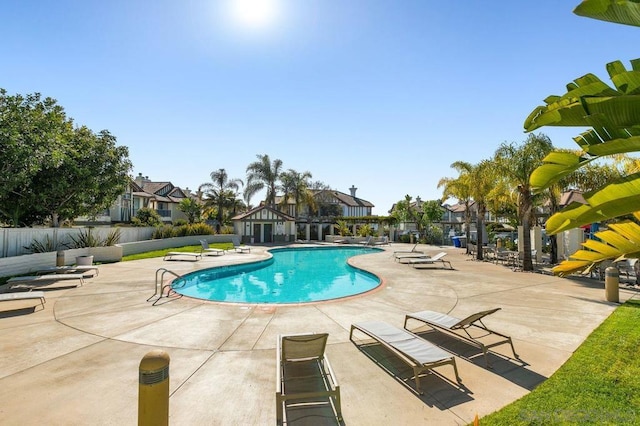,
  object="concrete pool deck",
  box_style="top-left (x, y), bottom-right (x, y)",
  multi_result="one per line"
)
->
top-left (0, 243), bottom-right (637, 425)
